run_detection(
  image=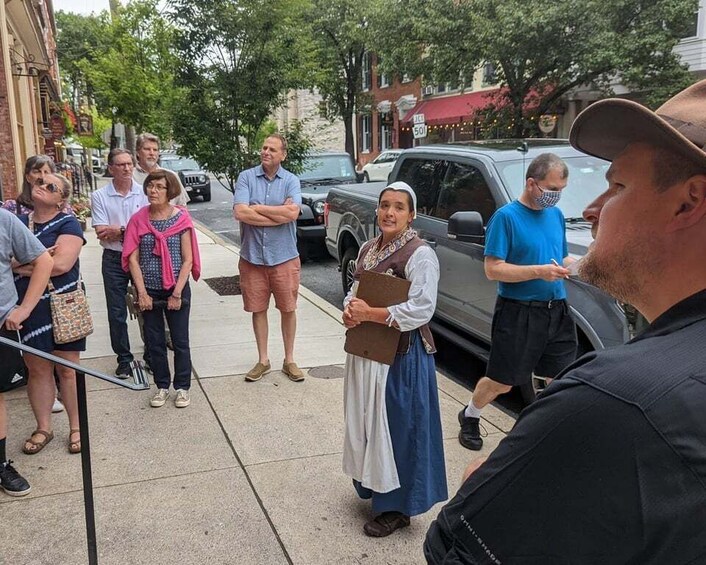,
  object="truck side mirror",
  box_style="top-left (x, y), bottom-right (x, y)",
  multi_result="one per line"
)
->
top-left (447, 211), bottom-right (484, 243)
